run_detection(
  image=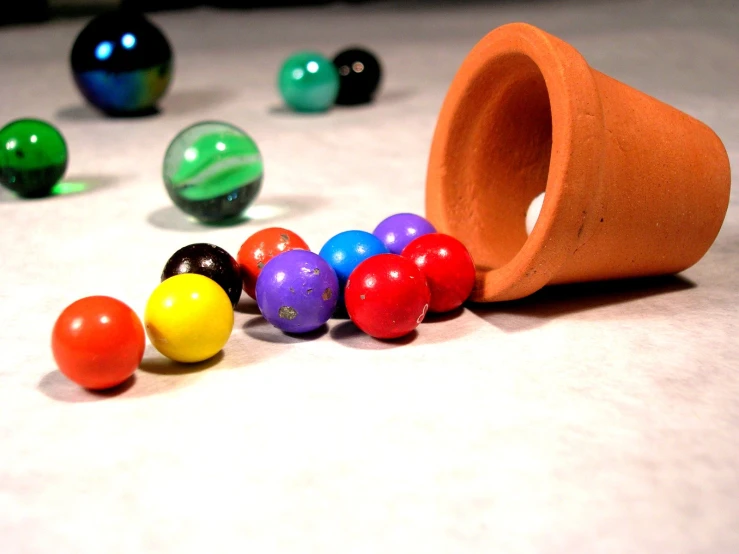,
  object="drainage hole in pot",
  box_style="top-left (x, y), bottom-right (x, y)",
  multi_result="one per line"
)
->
top-left (526, 192), bottom-right (545, 235)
